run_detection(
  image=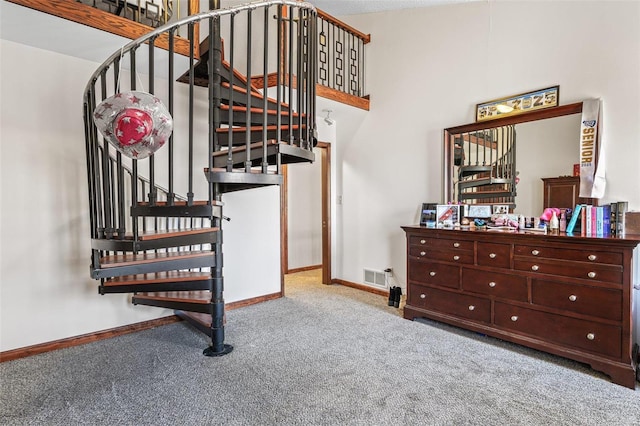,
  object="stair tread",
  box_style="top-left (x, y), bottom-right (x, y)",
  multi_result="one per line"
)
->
top-left (104, 271), bottom-right (211, 286)
top-left (135, 200), bottom-right (223, 207)
top-left (205, 167), bottom-right (279, 175)
top-left (212, 140), bottom-right (278, 157)
top-left (122, 227), bottom-right (219, 241)
top-left (220, 104), bottom-right (302, 118)
top-left (178, 311), bottom-right (212, 328)
top-left (99, 250), bottom-right (213, 268)
top-left (222, 82), bottom-right (290, 109)
top-left (134, 291), bottom-right (211, 303)
top-left (215, 124), bottom-right (303, 134)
